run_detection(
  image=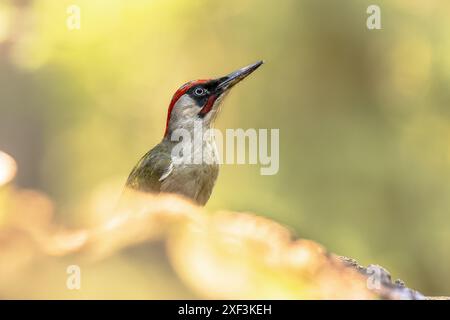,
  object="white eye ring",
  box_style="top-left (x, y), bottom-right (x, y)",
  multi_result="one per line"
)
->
top-left (194, 87), bottom-right (206, 96)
